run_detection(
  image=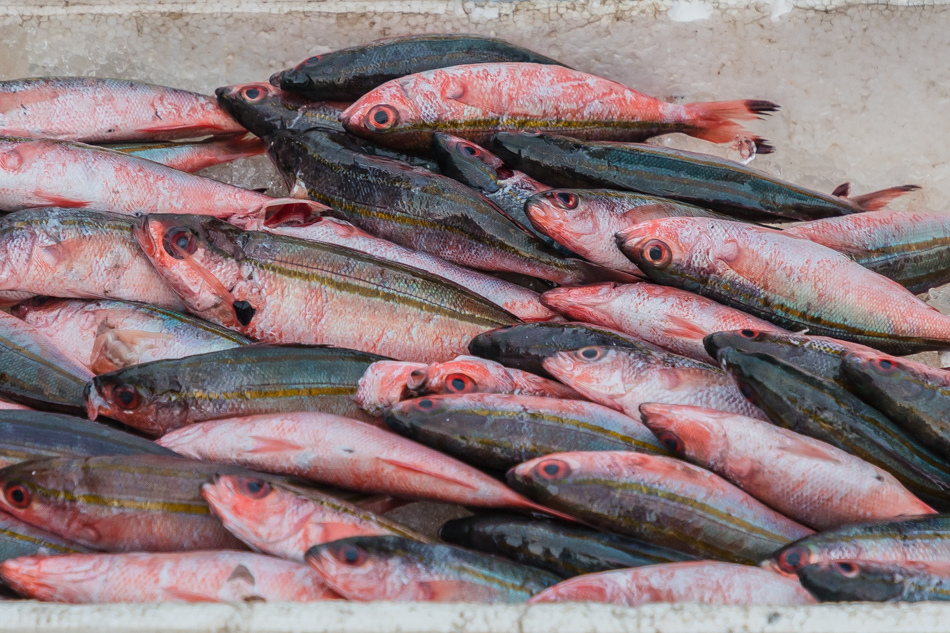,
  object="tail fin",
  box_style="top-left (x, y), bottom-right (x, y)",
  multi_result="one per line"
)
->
top-left (849, 185), bottom-right (921, 211)
top-left (682, 100), bottom-right (779, 155)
